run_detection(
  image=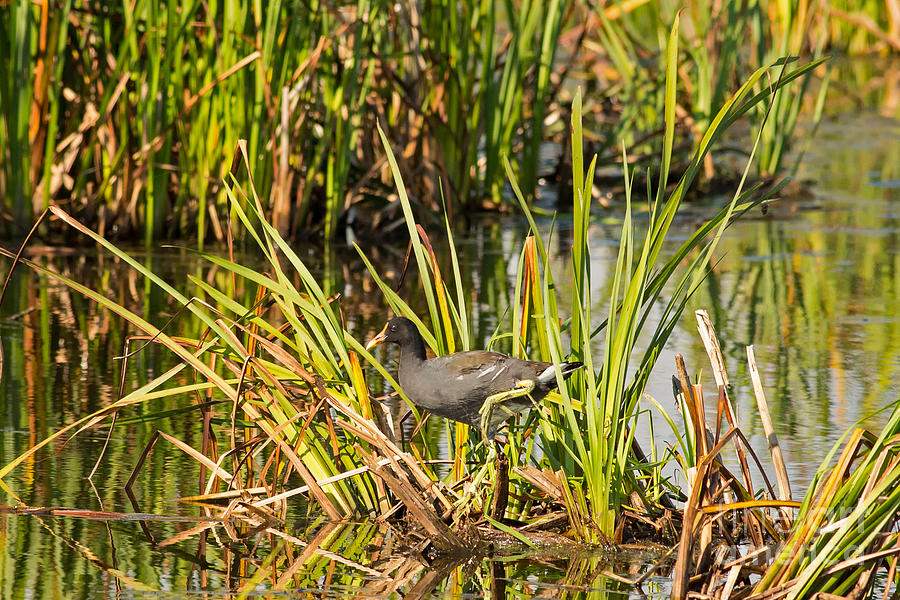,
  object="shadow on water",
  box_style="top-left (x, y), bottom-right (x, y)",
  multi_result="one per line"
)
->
top-left (1, 58), bottom-right (899, 598)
